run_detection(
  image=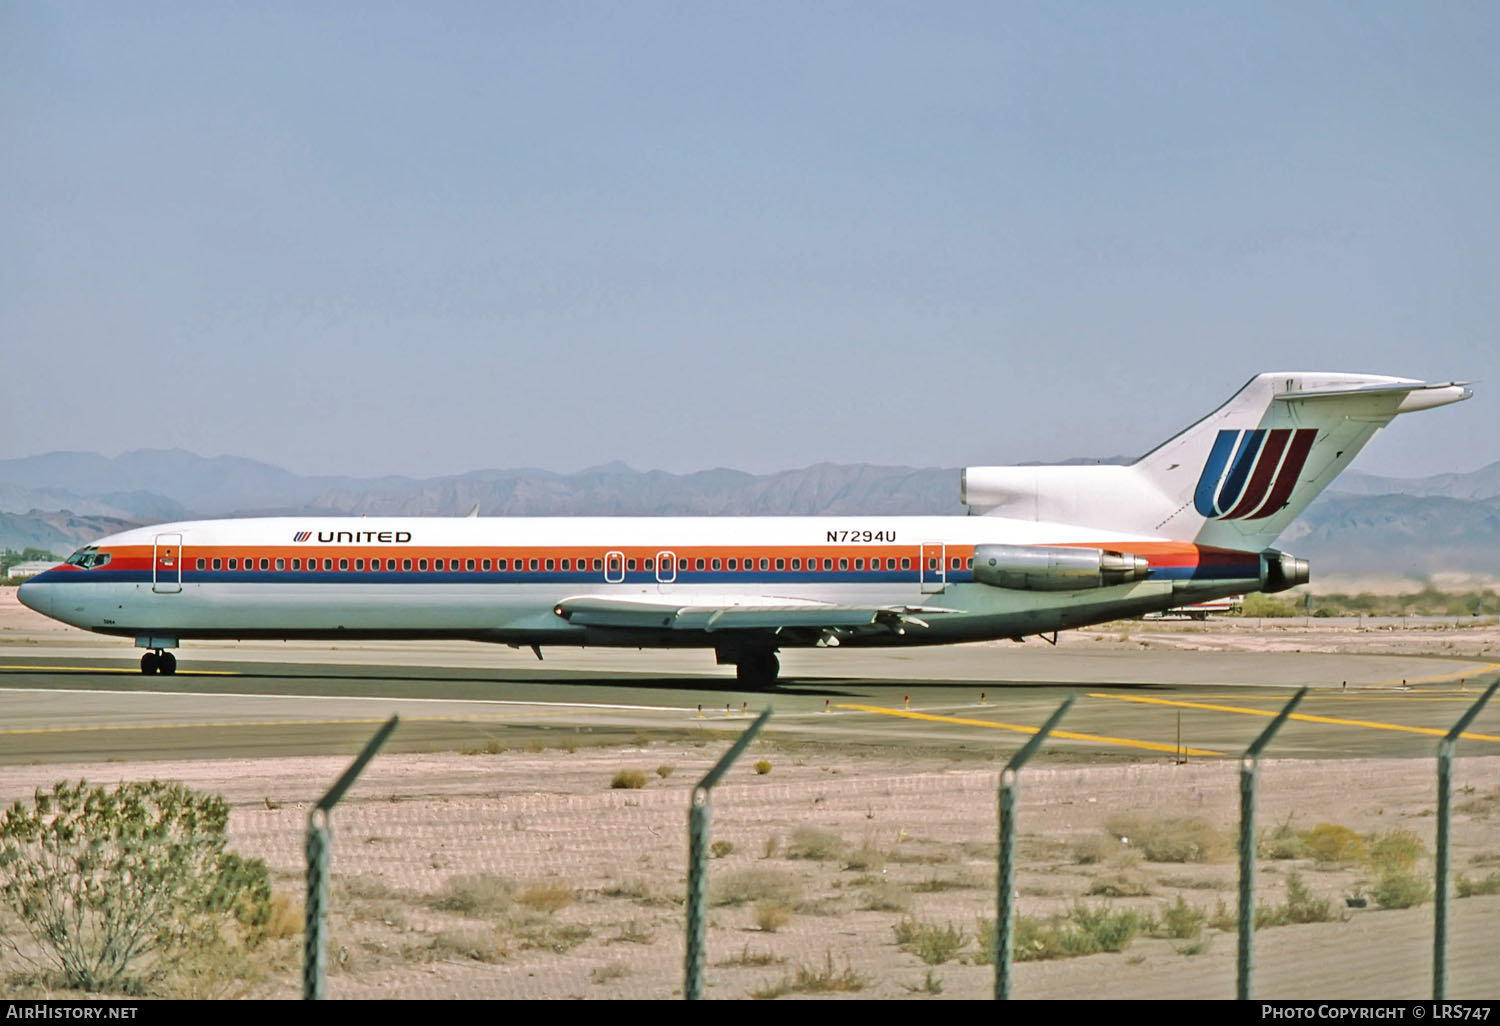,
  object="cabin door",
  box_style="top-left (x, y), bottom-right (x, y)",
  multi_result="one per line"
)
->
top-left (919, 542), bottom-right (946, 594)
top-left (153, 533), bottom-right (183, 594)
